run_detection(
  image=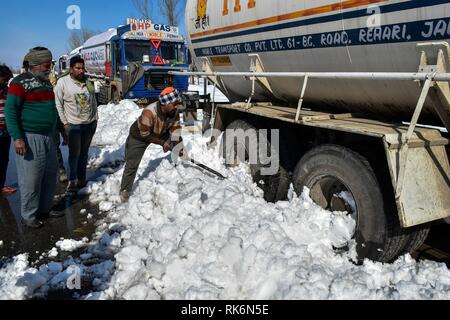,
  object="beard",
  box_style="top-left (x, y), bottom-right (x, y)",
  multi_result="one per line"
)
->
top-left (73, 73), bottom-right (85, 81)
top-left (33, 70), bottom-right (50, 82)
